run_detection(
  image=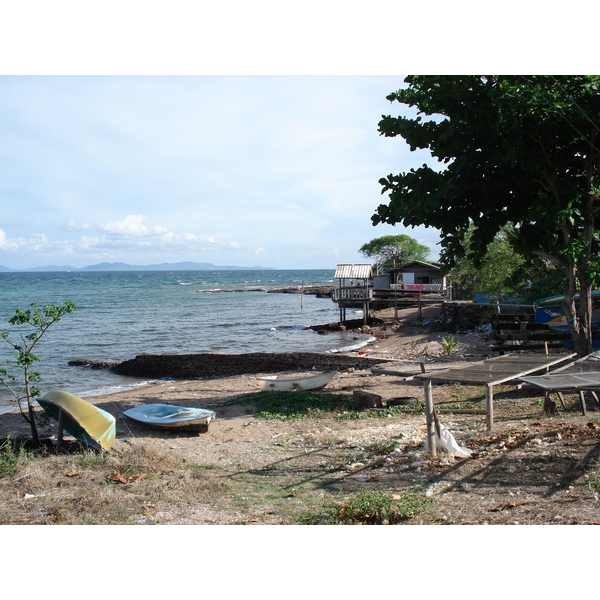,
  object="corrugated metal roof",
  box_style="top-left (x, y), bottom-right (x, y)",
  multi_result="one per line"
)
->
top-left (334, 264), bottom-right (373, 279)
